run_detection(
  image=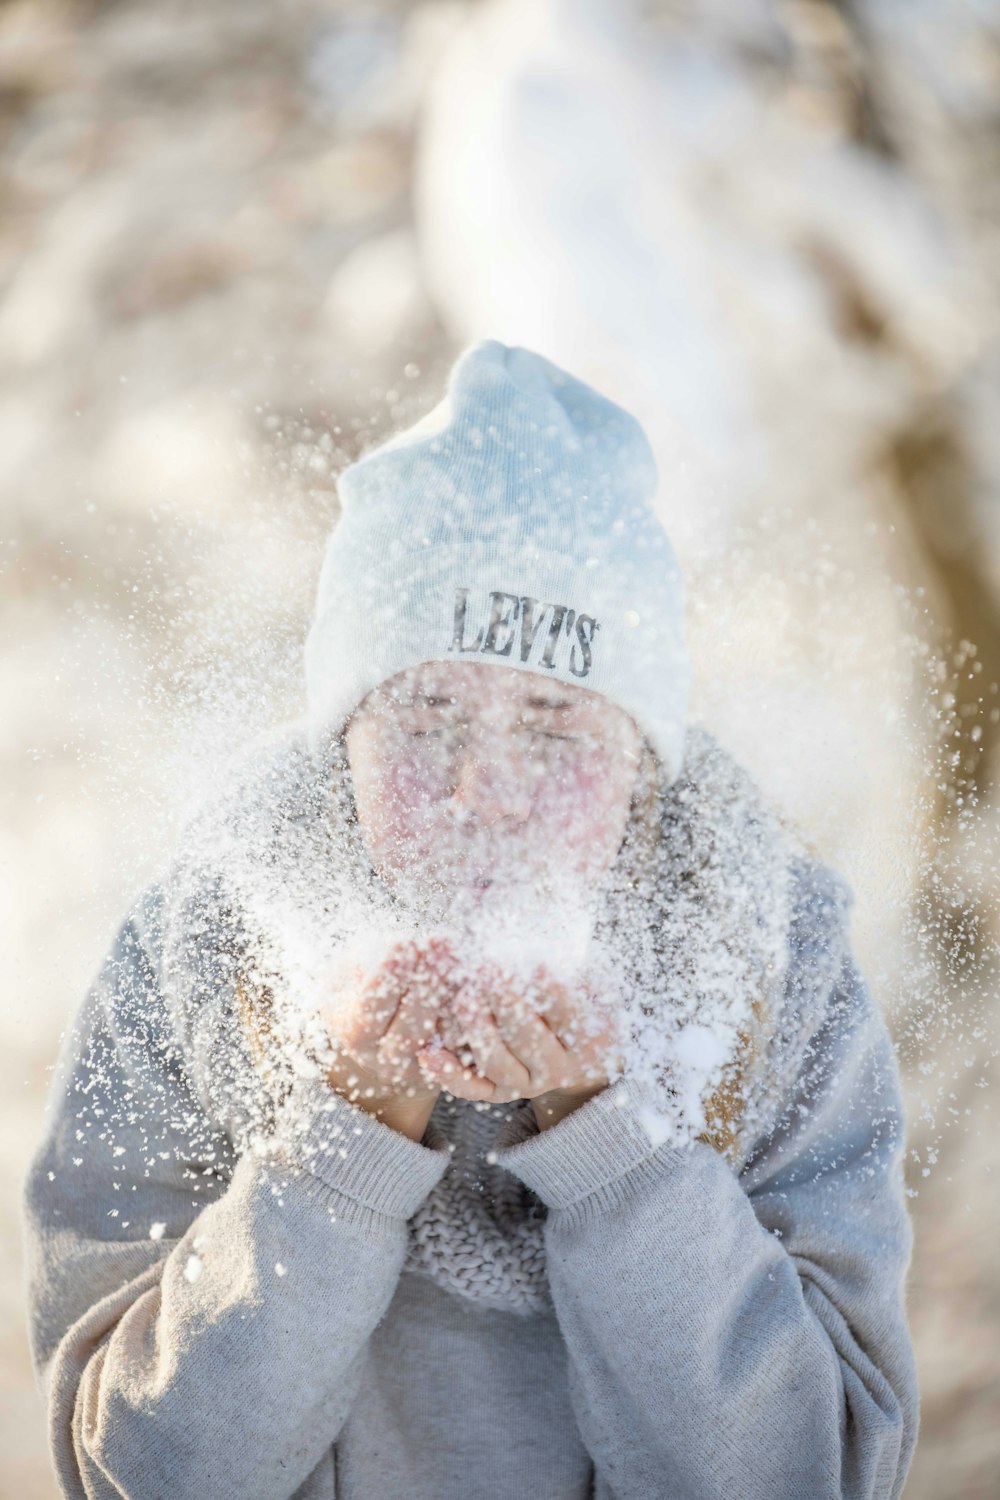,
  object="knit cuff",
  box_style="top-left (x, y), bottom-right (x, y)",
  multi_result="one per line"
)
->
top-left (492, 1078), bottom-right (694, 1209)
top-left (267, 1074), bottom-right (451, 1221)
